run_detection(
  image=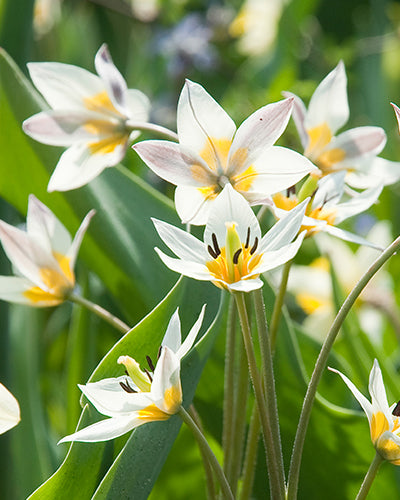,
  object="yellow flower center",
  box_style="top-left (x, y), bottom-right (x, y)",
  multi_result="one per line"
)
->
top-left (137, 403), bottom-right (171, 422)
top-left (305, 122), bottom-right (346, 174)
top-left (23, 252), bottom-right (75, 305)
top-left (370, 411), bottom-right (390, 445)
top-left (84, 90), bottom-right (122, 116)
